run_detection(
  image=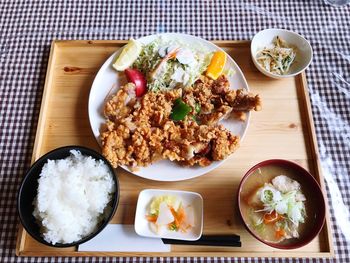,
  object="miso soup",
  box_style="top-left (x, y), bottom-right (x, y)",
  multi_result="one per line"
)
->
top-left (239, 162), bottom-right (321, 246)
